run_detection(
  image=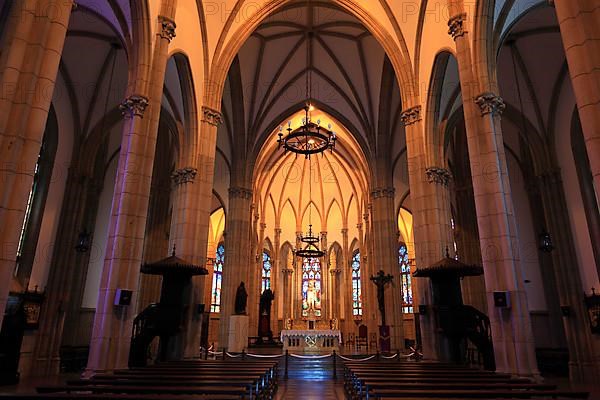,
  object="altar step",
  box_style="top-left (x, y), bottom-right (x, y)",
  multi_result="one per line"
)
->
top-left (281, 355), bottom-right (343, 381)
